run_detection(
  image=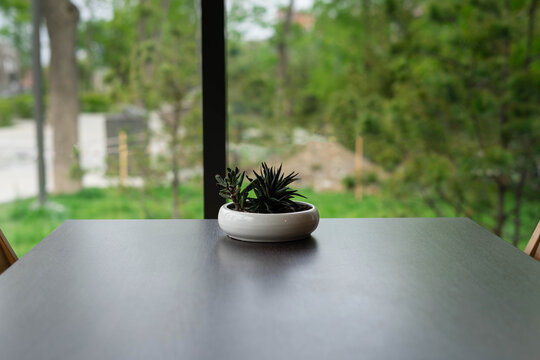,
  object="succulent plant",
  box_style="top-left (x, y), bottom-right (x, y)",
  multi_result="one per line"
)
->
top-left (247, 163), bottom-right (306, 213)
top-left (215, 167), bottom-right (252, 211)
top-left (216, 163), bottom-right (306, 214)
